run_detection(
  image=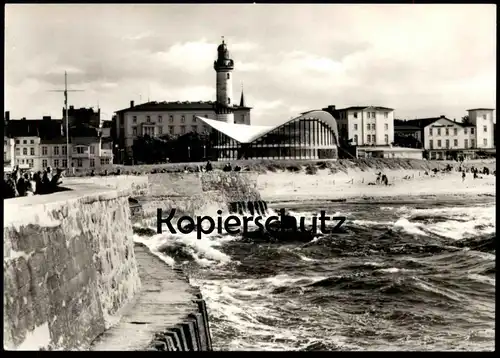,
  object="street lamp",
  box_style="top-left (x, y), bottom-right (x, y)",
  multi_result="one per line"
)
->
top-left (187, 146), bottom-right (191, 161)
top-left (203, 145), bottom-right (206, 159)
